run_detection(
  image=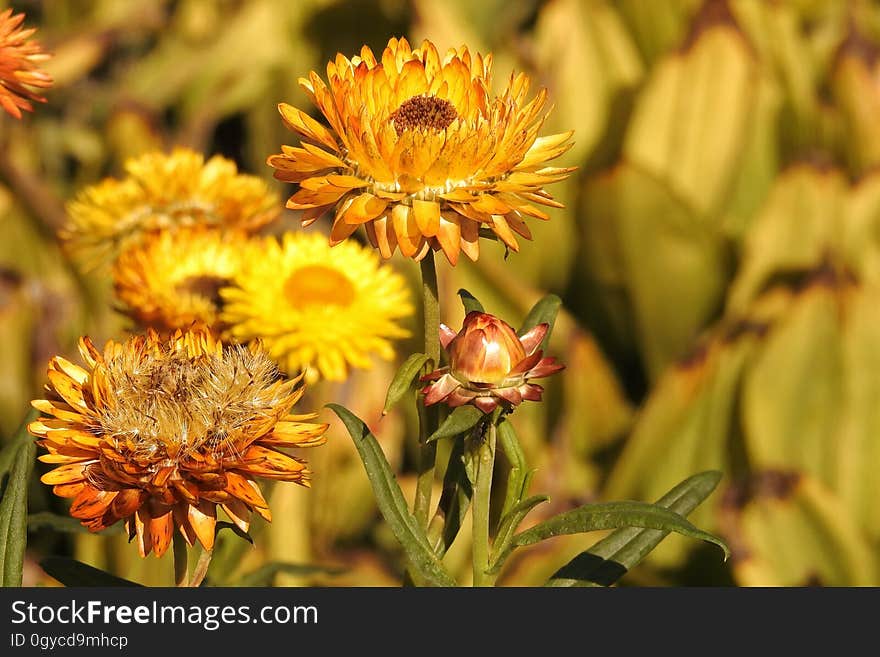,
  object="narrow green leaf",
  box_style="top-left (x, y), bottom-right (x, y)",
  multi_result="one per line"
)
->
top-left (383, 353), bottom-right (431, 416)
top-left (457, 288), bottom-right (485, 314)
top-left (518, 294), bottom-right (562, 350)
top-left (491, 495), bottom-right (550, 565)
top-left (40, 557), bottom-right (142, 587)
top-left (28, 512), bottom-right (124, 536)
top-left (215, 521), bottom-right (254, 545)
top-left (497, 418), bottom-right (532, 518)
top-left (428, 405), bottom-right (484, 442)
top-left (546, 471), bottom-right (723, 587)
top-left (235, 562), bottom-right (345, 586)
top-left (0, 410), bottom-right (37, 587)
top-left (489, 498), bottom-right (729, 574)
top-left (432, 439), bottom-right (472, 557)
top-left (326, 404), bottom-right (457, 587)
